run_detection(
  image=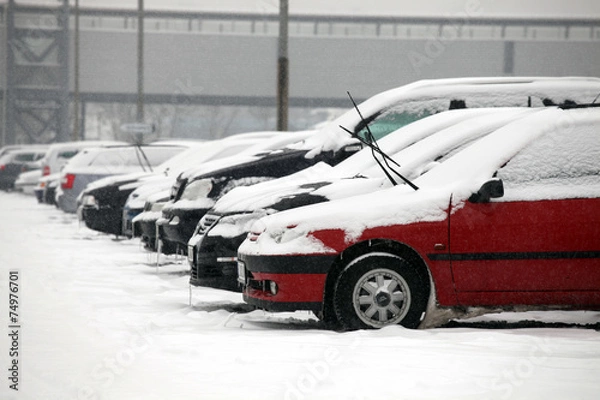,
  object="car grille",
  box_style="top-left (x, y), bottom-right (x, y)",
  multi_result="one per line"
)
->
top-left (192, 263), bottom-right (222, 279)
top-left (190, 265), bottom-right (199, 280)
top-left (197, 214), bottom-right (220, 235)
